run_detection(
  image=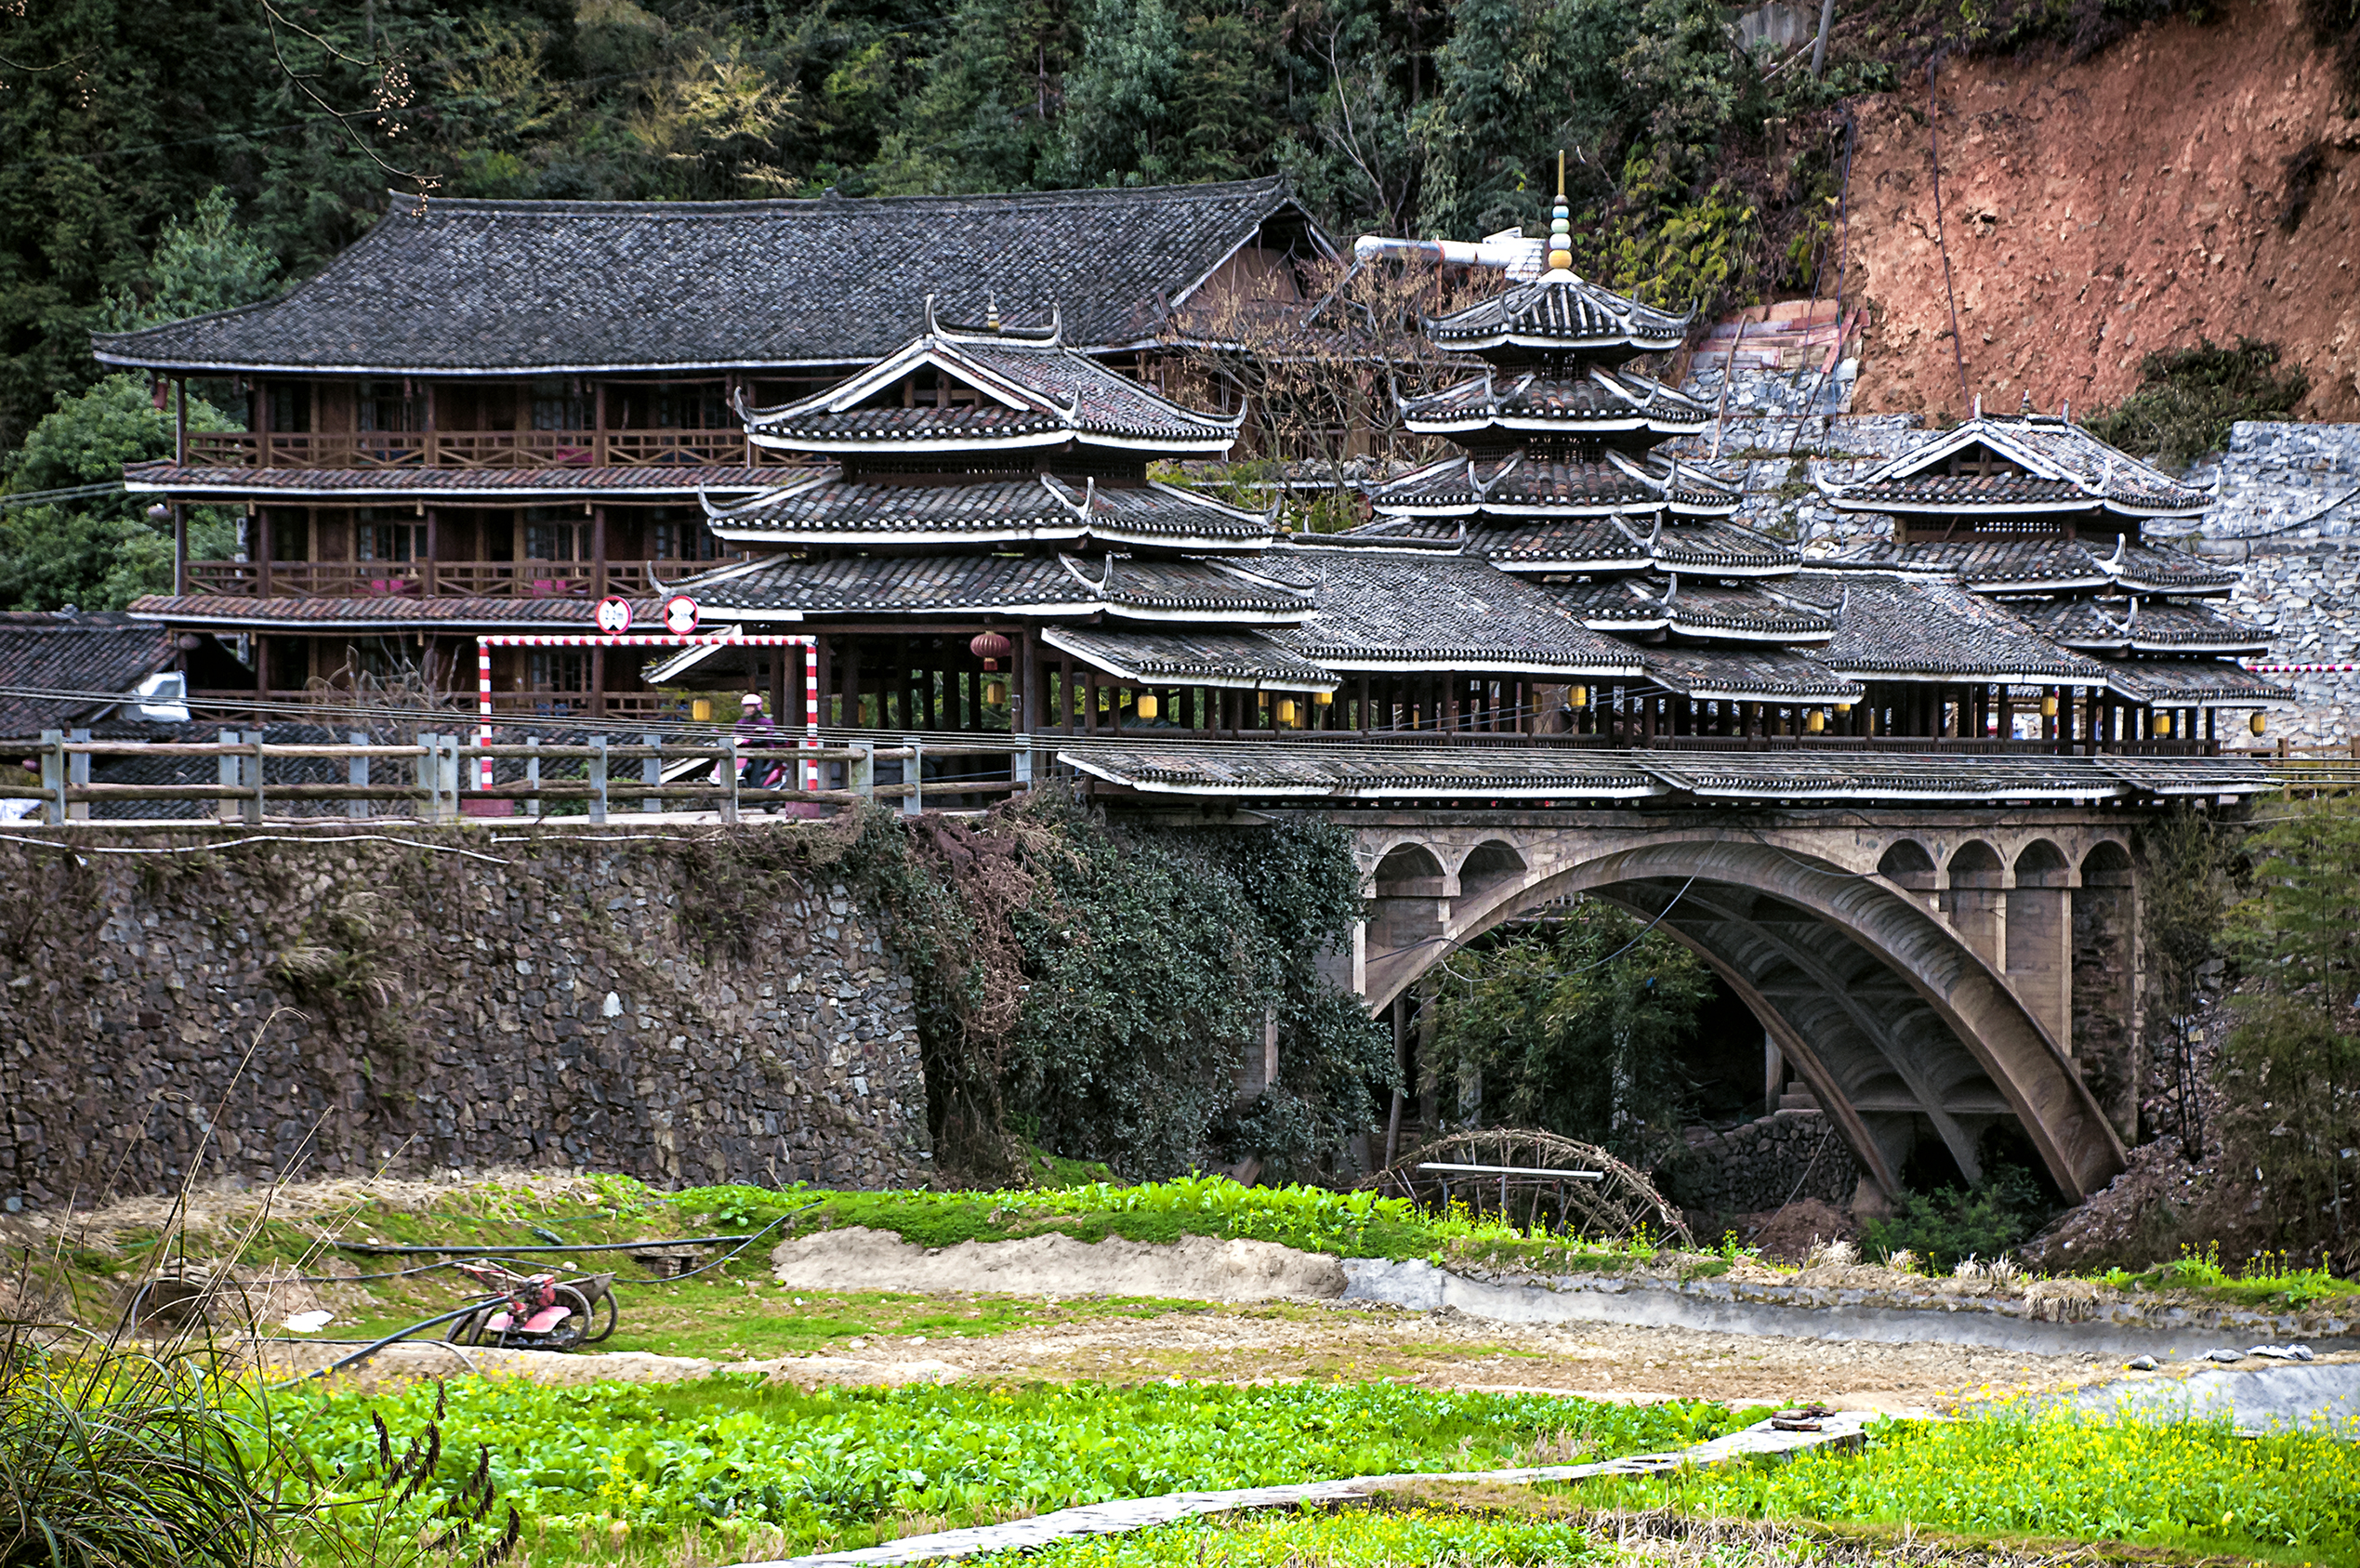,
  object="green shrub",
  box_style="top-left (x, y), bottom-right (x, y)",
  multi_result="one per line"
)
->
top-left (2083, 336), bottom-right (2309, 468)
top-left (0, 1329), bottom-right (272, 1568)
top-left (1861, 1161), bottom-right (2050, 1273)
